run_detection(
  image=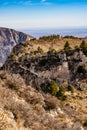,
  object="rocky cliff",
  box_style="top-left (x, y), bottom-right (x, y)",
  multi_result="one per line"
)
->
top-left (3, 41), bottom-right (87, 90)
top-left (0, 27), bottom-right (33, 66)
